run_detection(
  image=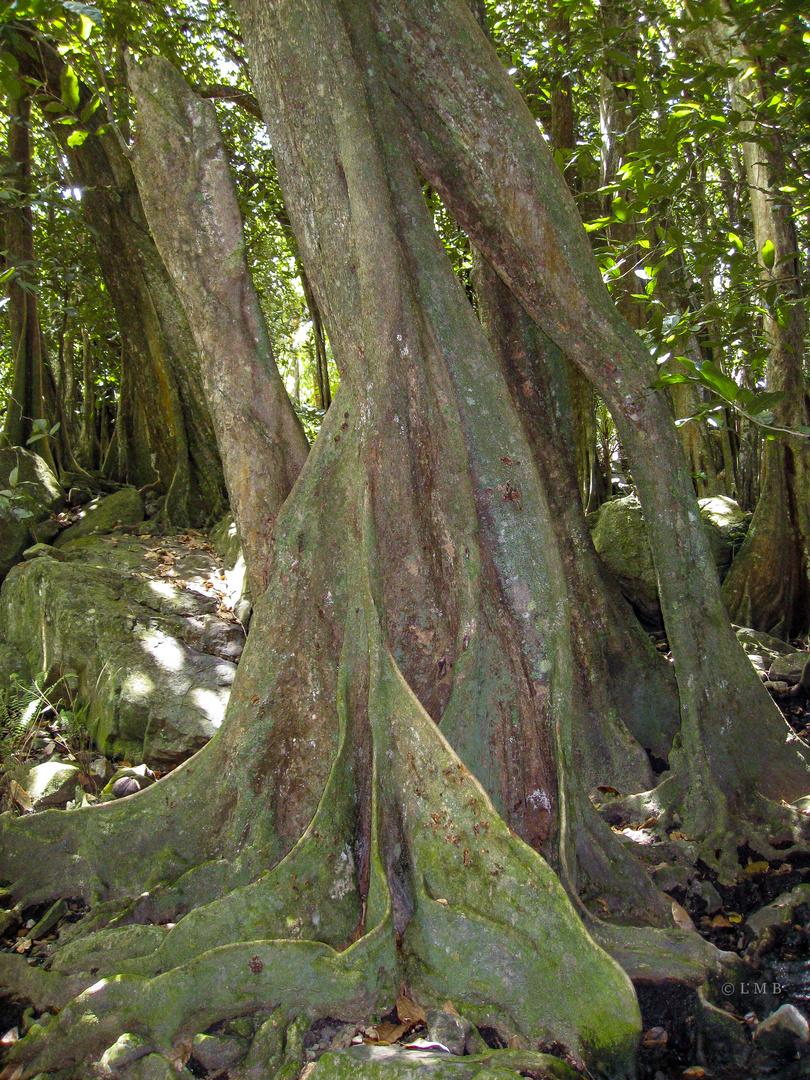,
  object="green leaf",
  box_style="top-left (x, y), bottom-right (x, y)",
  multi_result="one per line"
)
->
top-left (8, 466), bottom-right (18, 488)
top-left (60, 64), bottom-right (80, 112)
top-left (695, 361), bottom-right (740, 403)
top-left (66, 129), bottom-right (89, 147)
top-left (728, 231), bottom-right (744, 253)
top-left (761, 239), bottom-right (776, 269)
